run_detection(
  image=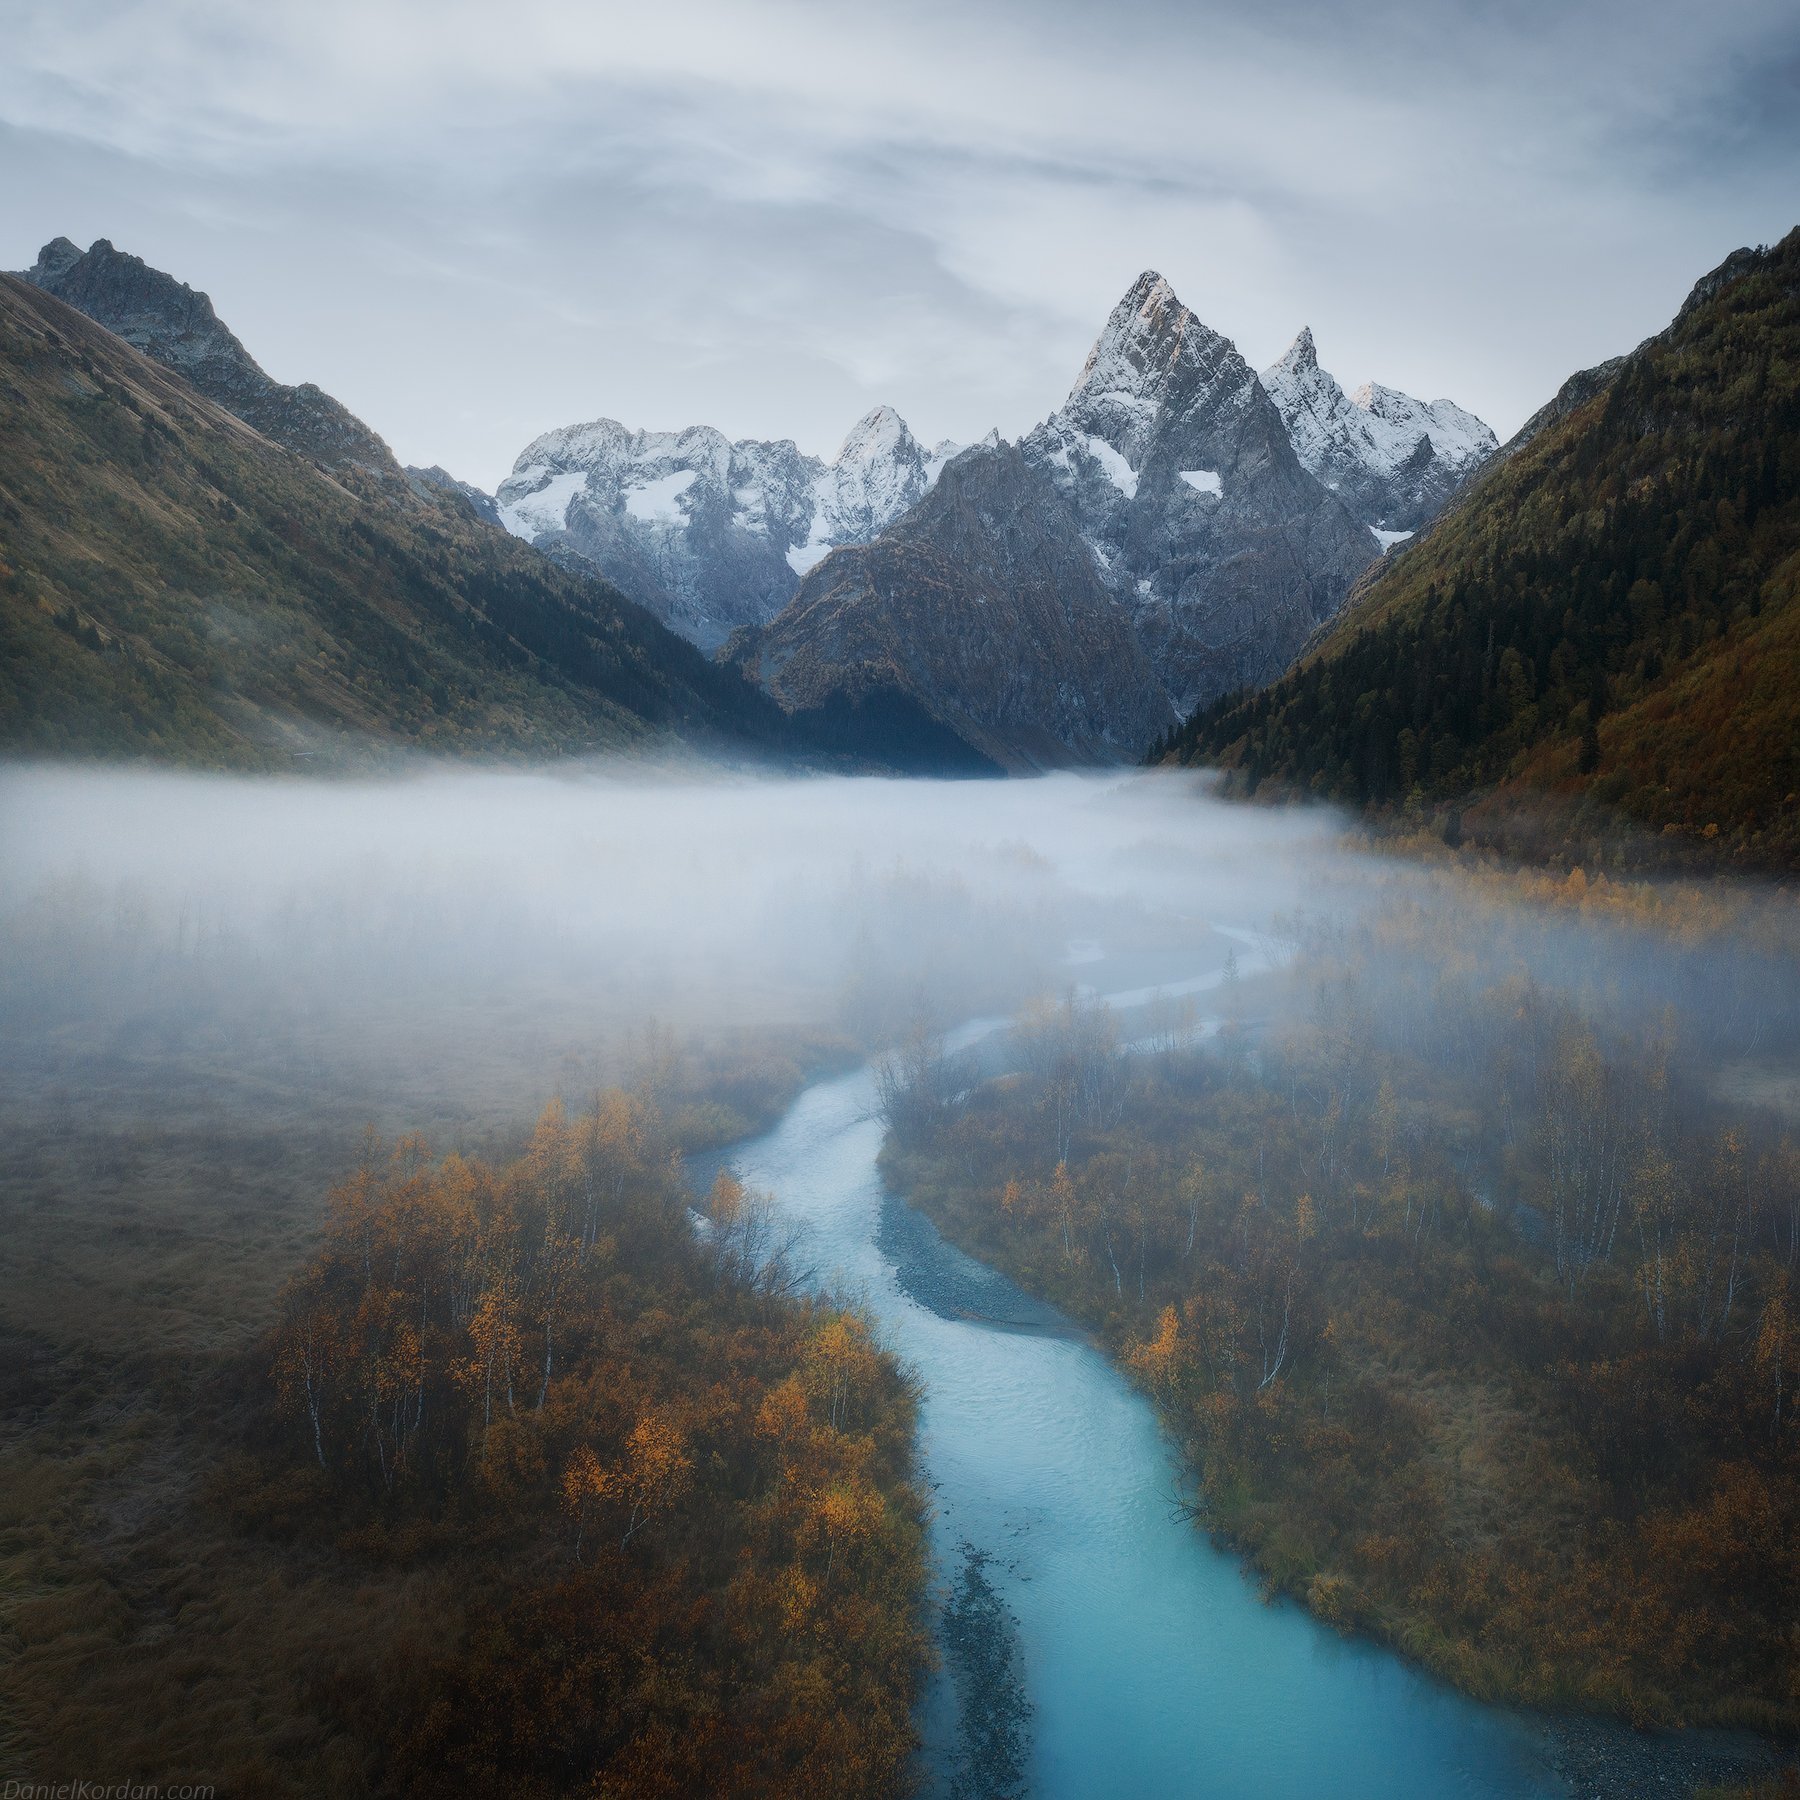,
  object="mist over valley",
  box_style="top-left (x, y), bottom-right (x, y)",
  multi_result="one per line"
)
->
top-left (4, 6), bottom-right (1800, 1796)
